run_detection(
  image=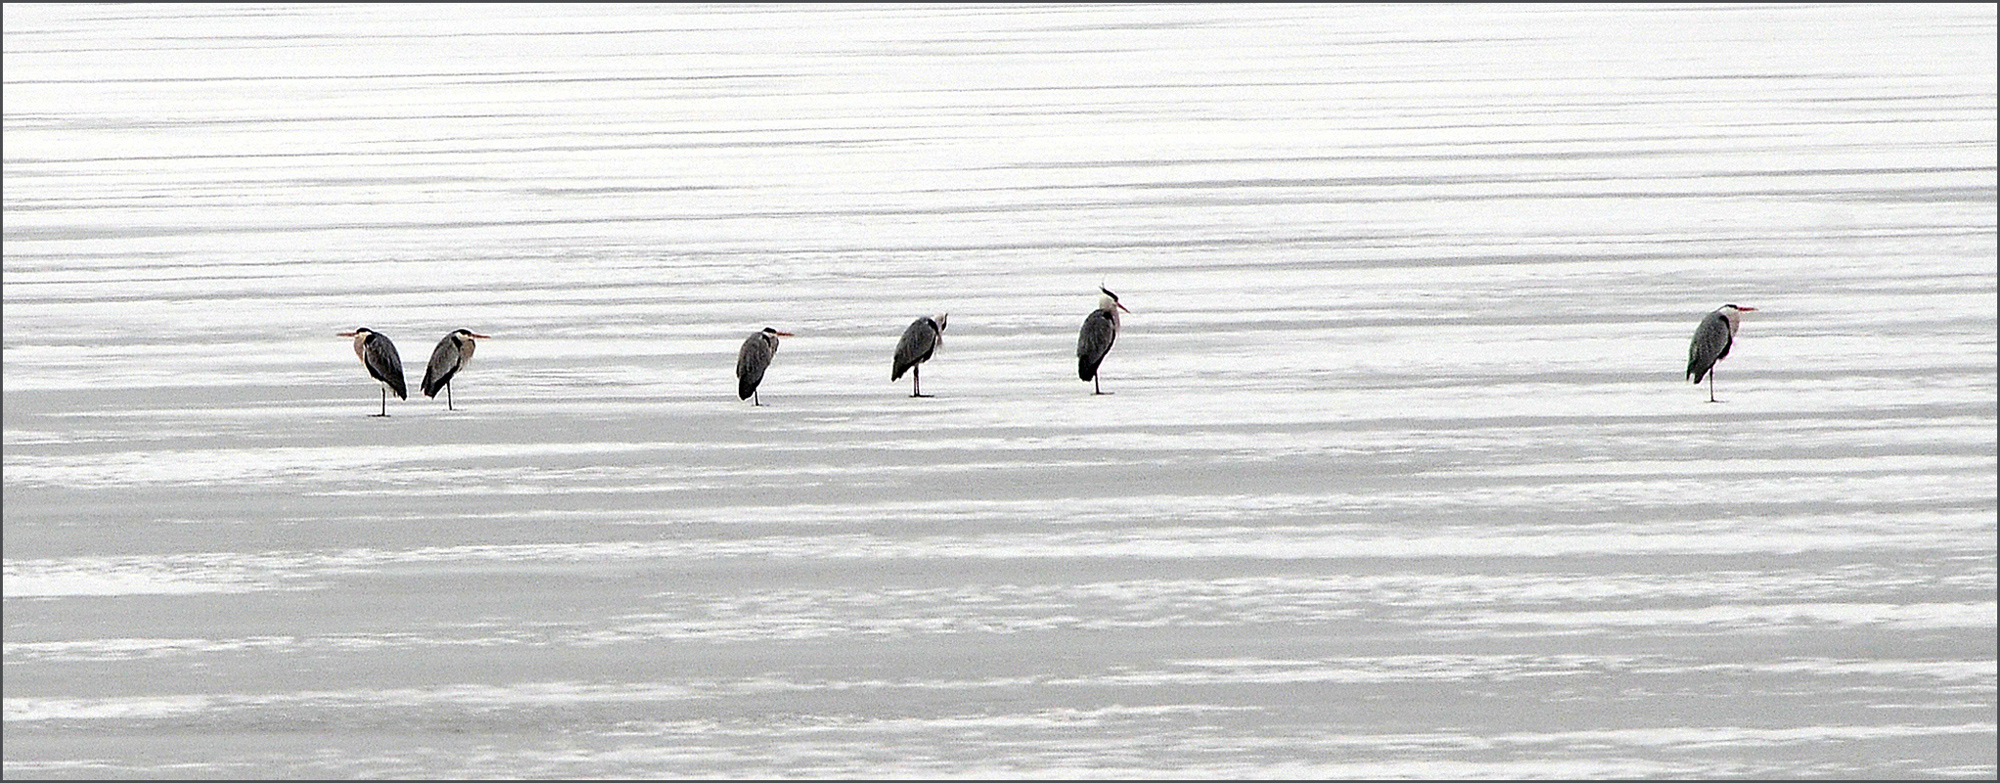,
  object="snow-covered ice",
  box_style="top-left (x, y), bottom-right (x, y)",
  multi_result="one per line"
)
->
top-left (5, 4), bottom-right (1994, 778)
